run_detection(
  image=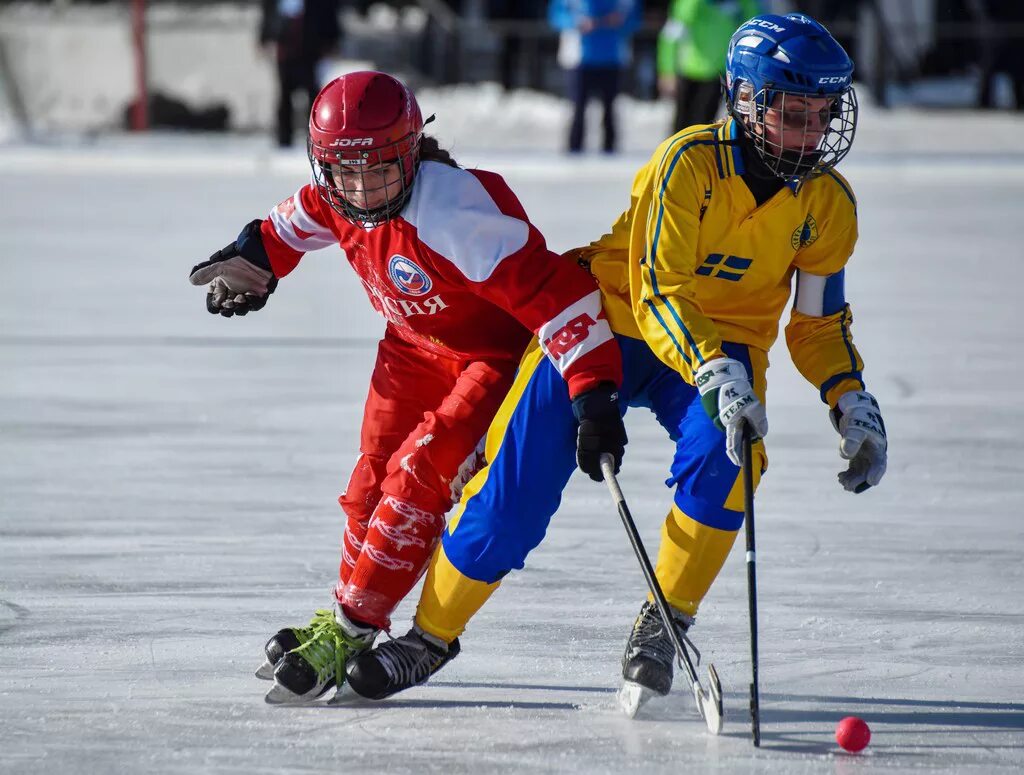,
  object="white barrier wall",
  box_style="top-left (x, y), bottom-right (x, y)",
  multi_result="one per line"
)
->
top-left (0, 3), bottom-right (331, 133)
